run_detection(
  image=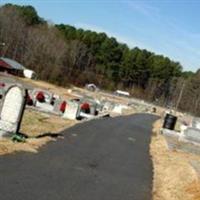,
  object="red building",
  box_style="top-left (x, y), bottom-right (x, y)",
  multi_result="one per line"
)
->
top-left (0, 57), bottom-right (25, 76)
